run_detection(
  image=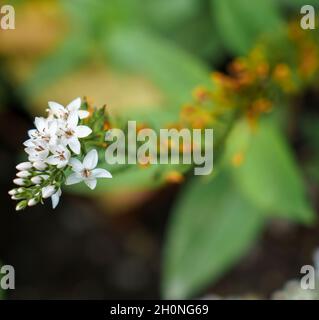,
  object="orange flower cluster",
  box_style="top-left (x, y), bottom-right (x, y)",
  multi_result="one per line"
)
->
top-left (180, 22), bottom-right (319, 131)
